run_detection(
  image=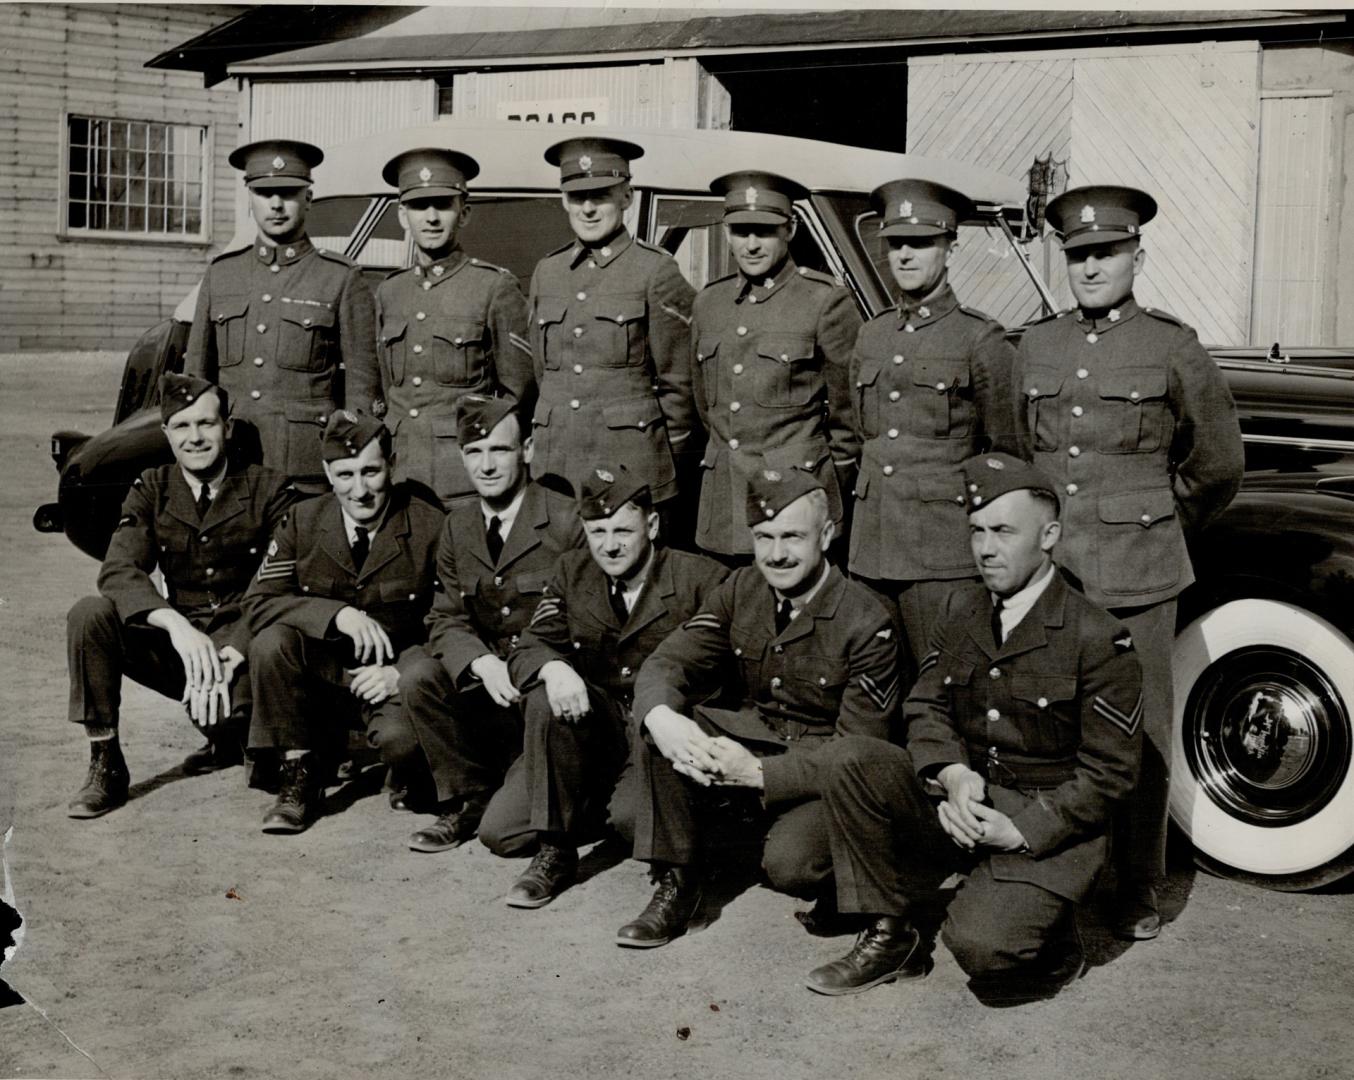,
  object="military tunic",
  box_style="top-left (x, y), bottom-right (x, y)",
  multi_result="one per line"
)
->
top-left (629, 564), bottom-right (897, 888)
top-left (243, 486), bottom-right (445, 764)
top-left (400, 483), bottom-right (584, 805)
top-left (818, 574), bottom-right (1142, 984)
top-left (849, 285), bottom-right (1015, 581)
top-left (1012, 297), bottom-right (1243, 609)
top-left (528, 231), bottom-right (695, 502)
top-left (478, 545), bottom-right (729, 854)
top-left (184, 237), bottom-right (380, 480)
top-left (68, 462), bottom-right (297, 729)
top-left (691, 259), bottom-right (862, 556)
top-left (376, 249), bottom-right (533, 506)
